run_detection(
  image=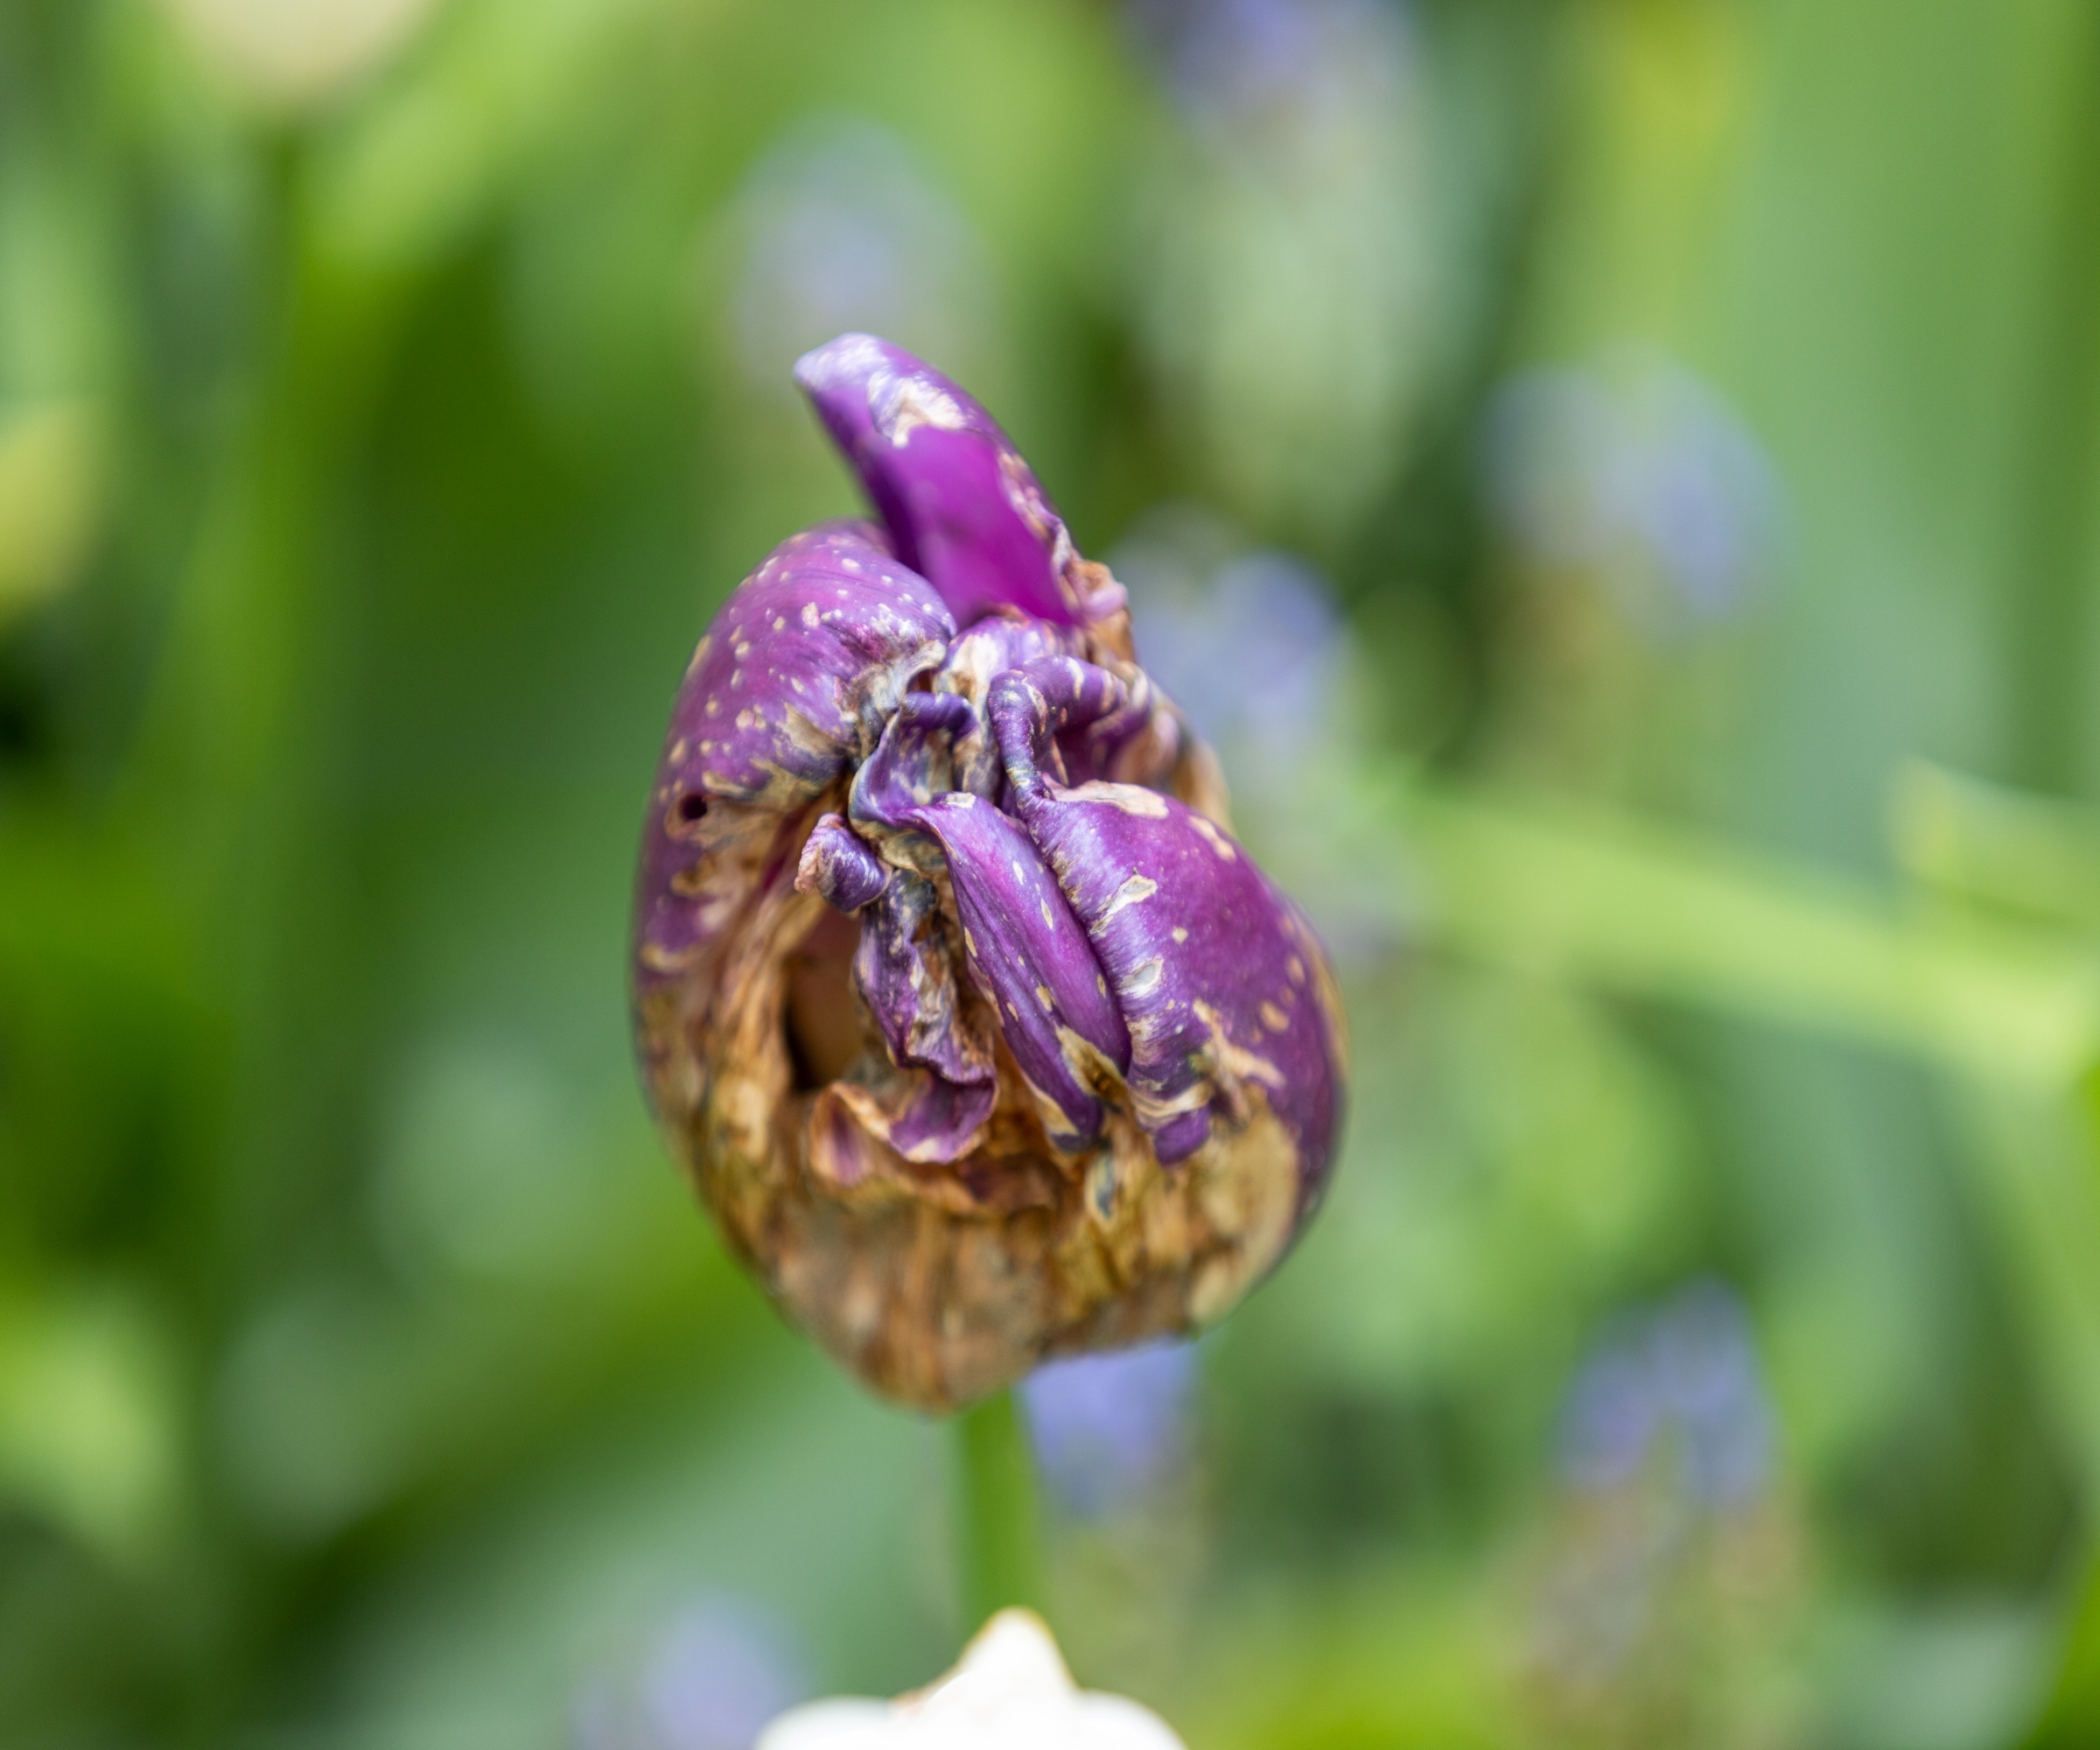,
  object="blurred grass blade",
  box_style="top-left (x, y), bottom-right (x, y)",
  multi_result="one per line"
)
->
top-left (1893, 760), bottom-right (2100, 933)
top-left (1305, 770), bottom-right (2100, 1088)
